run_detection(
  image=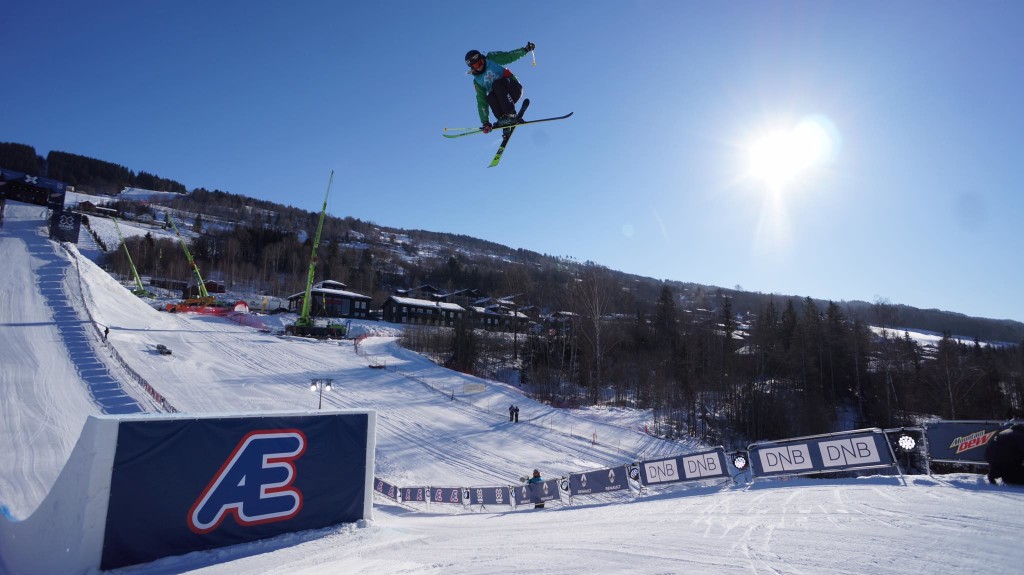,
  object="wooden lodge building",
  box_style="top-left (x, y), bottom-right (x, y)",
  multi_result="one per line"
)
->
top-left (287, 280), bottom-right (372, 319)
top-left (381, 295), bottom-right (464, 326)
